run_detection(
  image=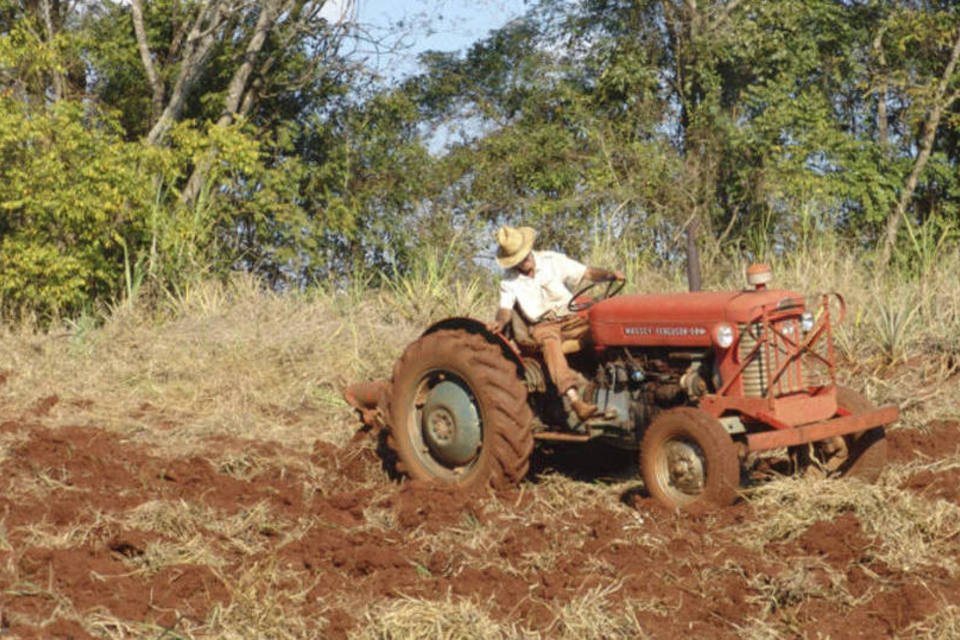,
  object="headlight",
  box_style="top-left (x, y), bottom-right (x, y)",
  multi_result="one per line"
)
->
top-left (800, 311), bottom-right (815, 332)
top-left (713, 323), bottom-right (735, 349)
